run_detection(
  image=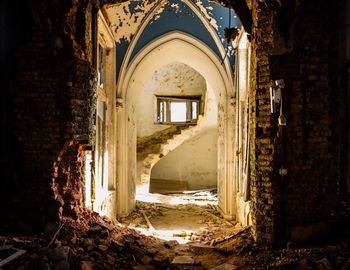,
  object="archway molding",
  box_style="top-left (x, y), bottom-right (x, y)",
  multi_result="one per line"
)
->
top-left (115, 31), bottom-right (237, 220)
